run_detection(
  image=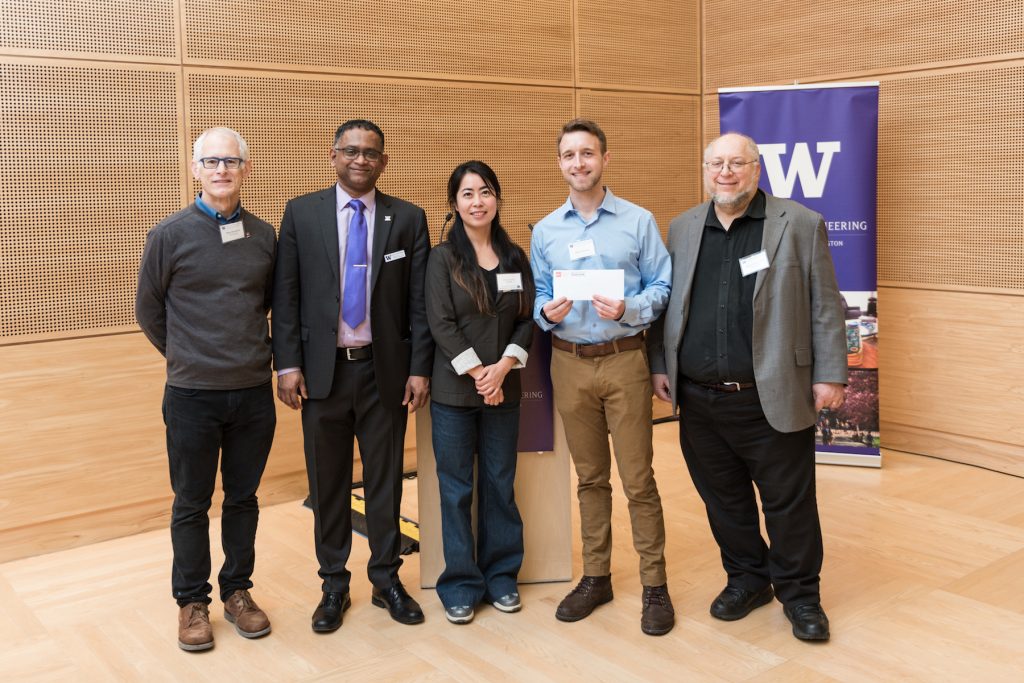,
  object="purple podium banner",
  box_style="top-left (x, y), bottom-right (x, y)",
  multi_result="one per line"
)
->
top-left (516, 326), bottom-right (554, 452)
top-left (719, 83), bottom-right (881, 466)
